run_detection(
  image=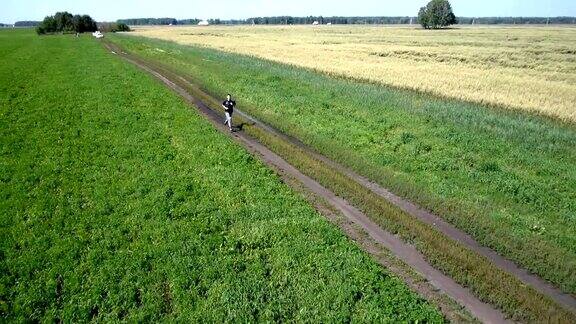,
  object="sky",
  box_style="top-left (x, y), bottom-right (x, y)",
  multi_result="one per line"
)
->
top-left (2, 0), bottom-right (576, 24)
